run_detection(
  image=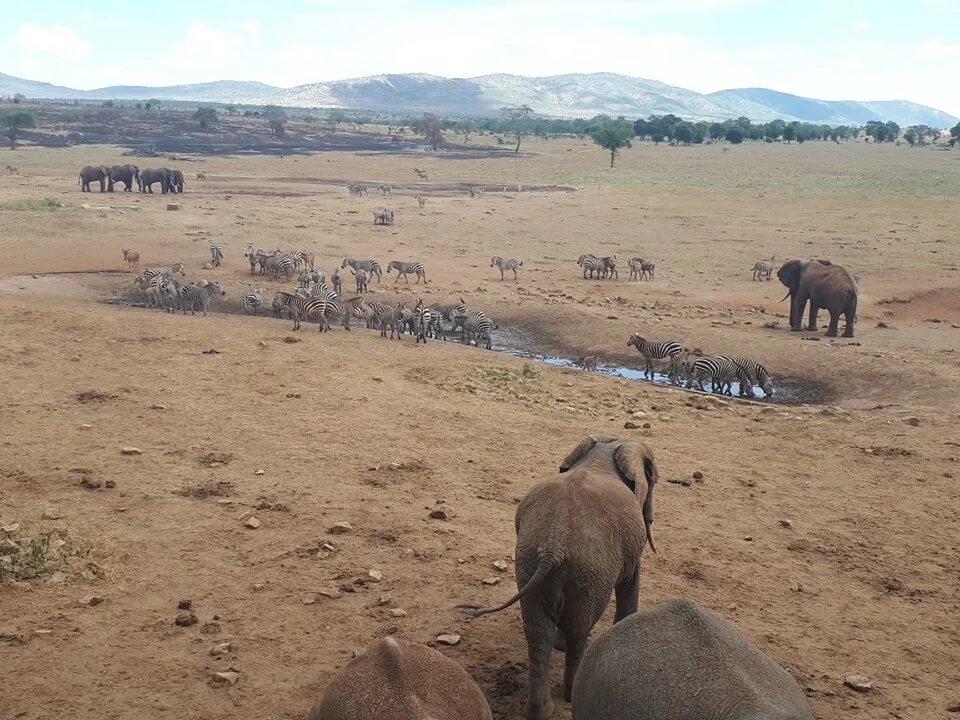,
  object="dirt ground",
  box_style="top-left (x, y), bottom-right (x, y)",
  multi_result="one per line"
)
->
top-left (1, 136), bottom-right (959, 720)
